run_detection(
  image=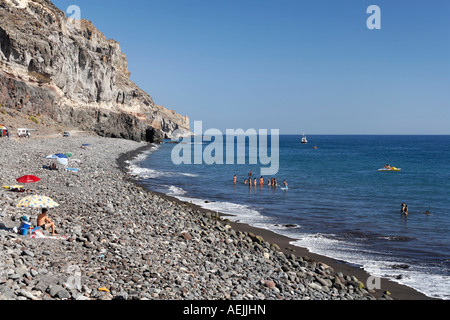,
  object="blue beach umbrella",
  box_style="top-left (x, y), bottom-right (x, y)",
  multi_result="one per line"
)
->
top-left (55, 153), bottom-right (68, 159)
top-left (57, 157), bottom-right (69, 166)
